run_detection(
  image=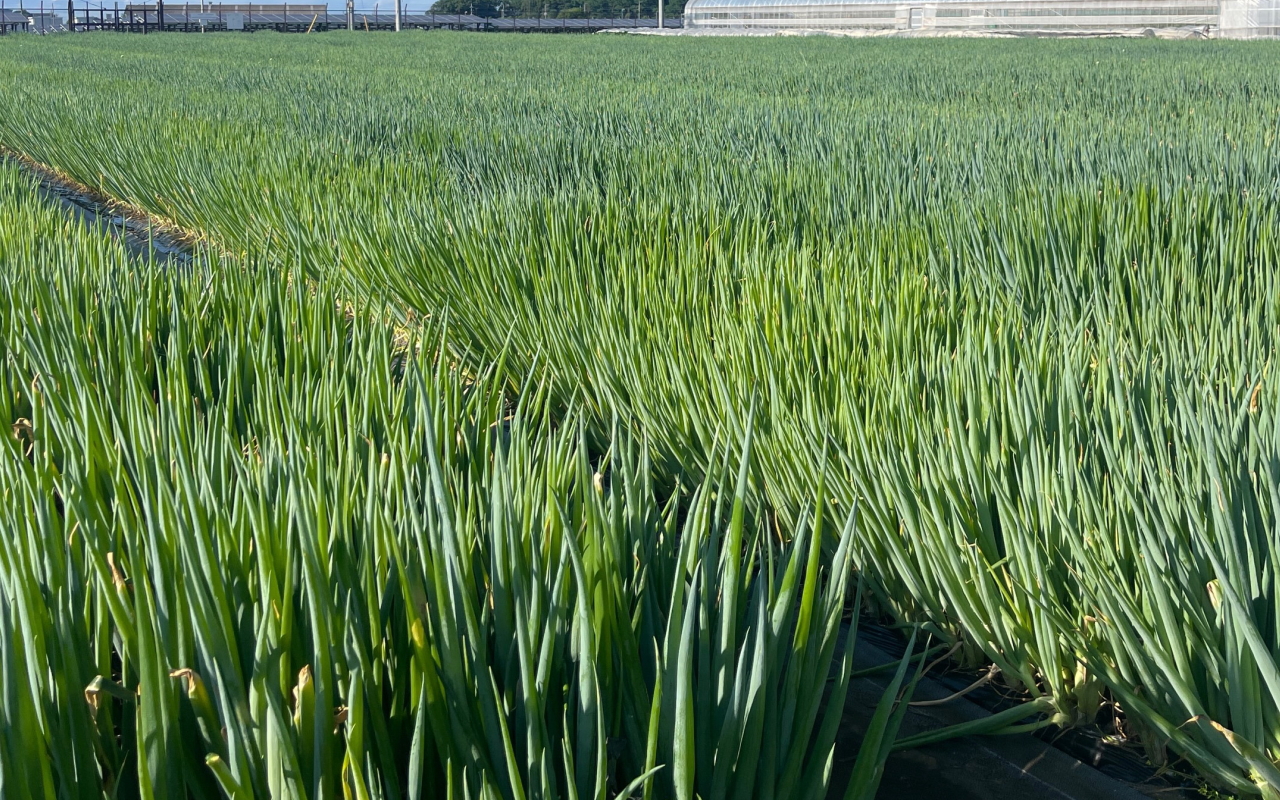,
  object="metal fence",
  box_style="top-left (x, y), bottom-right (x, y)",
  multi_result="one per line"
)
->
top-left (0, 1), bottom-right (682, 32)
